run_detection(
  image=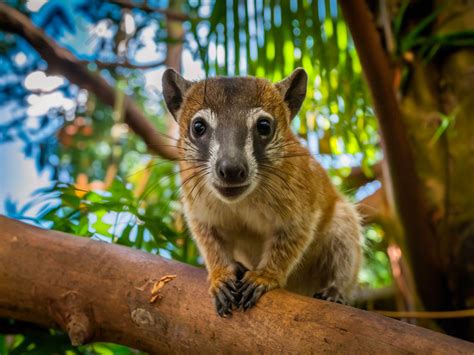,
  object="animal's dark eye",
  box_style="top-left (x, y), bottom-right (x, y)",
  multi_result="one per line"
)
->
top-left (256, 117), bottom-right (272, 137)
top-left (192, 118), bottom-right (207, 137)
